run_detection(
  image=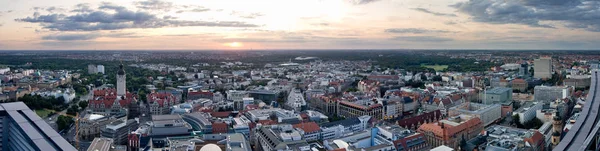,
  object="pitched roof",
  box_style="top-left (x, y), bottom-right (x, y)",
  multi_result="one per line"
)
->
top-left (293, 122), bottom-right (321, 133)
